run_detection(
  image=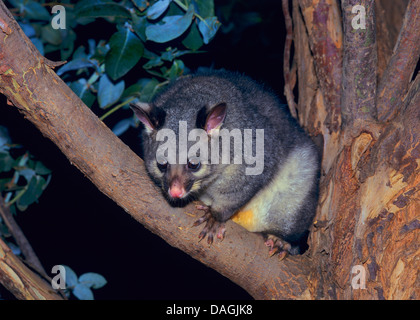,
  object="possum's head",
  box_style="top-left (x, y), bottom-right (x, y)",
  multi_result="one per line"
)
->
top-left (130, 101), bottom-right (227, 203)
